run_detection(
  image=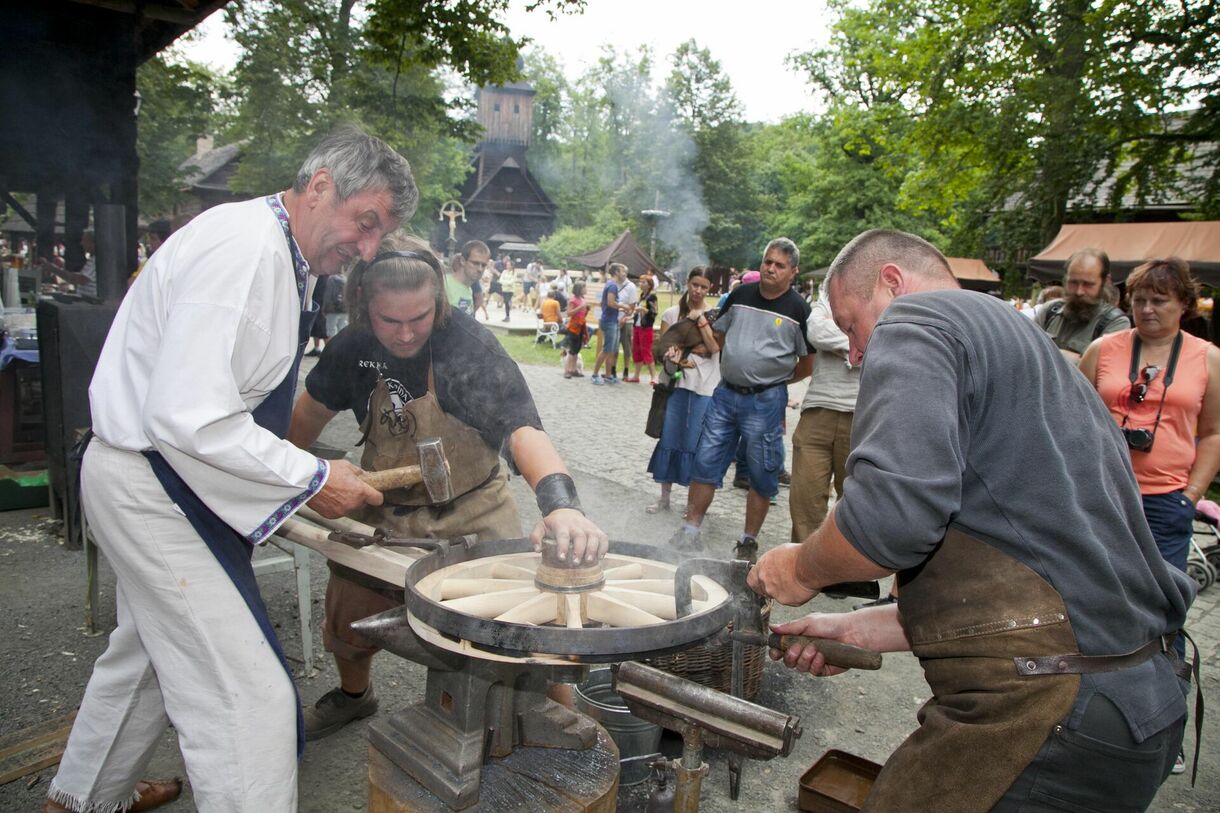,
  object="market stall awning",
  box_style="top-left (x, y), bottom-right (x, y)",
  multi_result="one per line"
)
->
top-left (1029, 222), bottom-right (1220, 285)
top-left (946, 257), bottom-right (1001, 292)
